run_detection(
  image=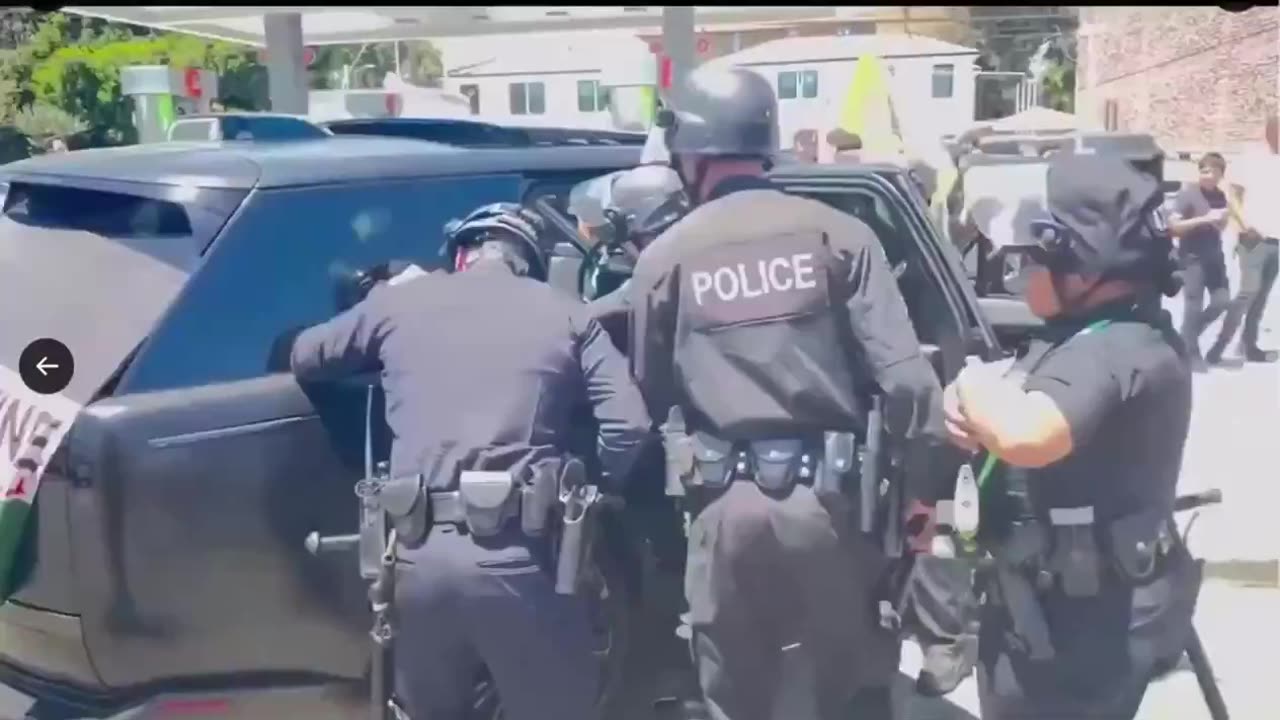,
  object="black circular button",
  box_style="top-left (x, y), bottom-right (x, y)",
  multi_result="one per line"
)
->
top-left (18, 338), bottom-right (74, 395)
